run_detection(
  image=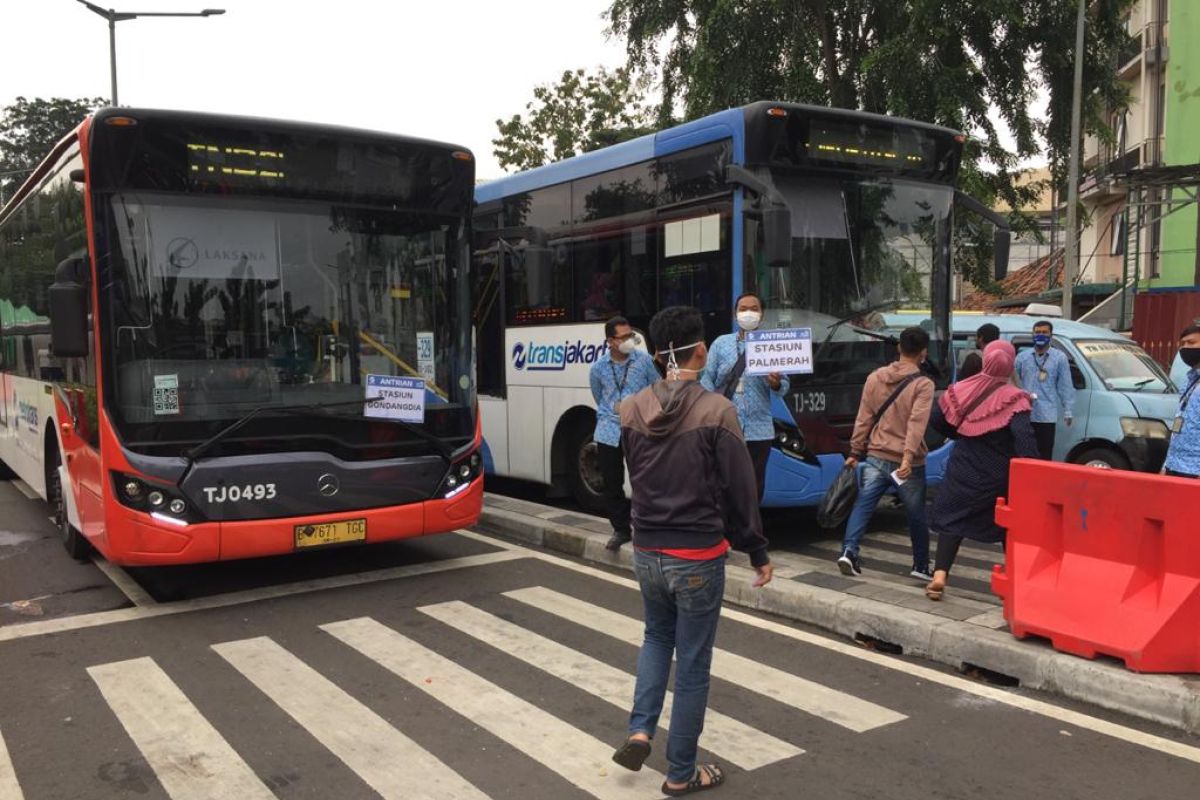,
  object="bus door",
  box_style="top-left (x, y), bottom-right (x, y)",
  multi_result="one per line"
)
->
top-left (472, 236), bottom-right (509, 474)
top-left (472, 239), bottom-right (507, 399)
top-left (655, 200), bottom-right (734, 346)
